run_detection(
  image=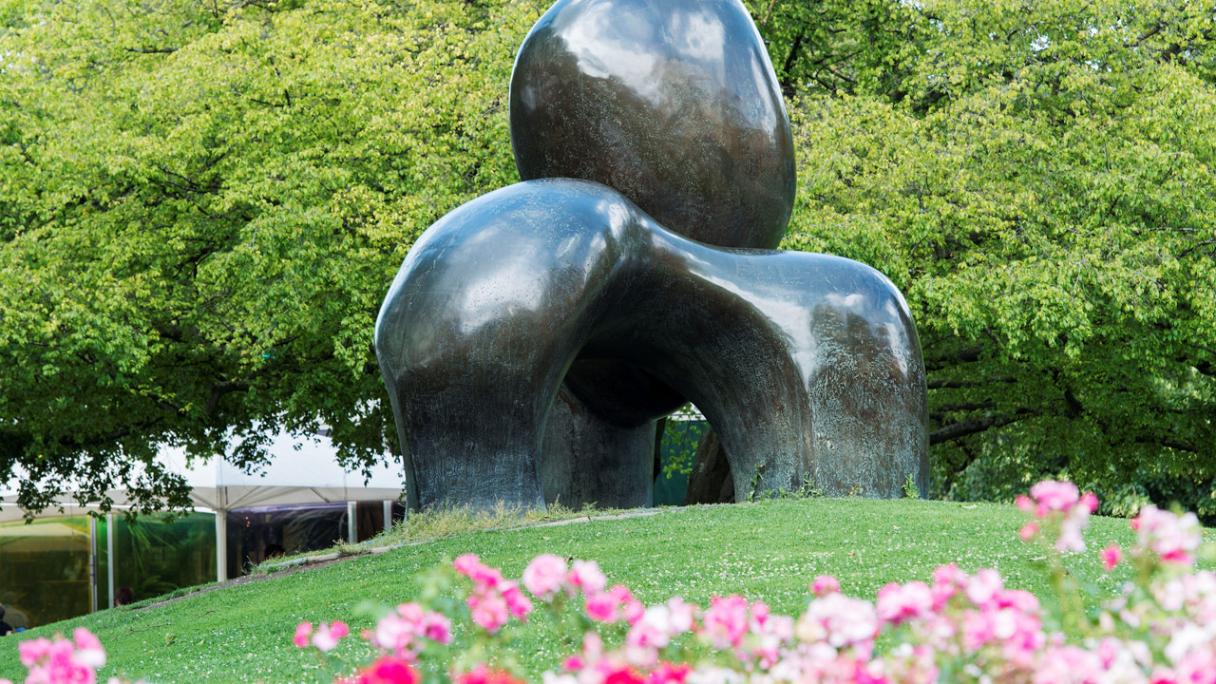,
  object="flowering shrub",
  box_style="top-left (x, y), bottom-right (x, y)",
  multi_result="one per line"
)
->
top-left (6, 481), bottom-right (1213, 683)
top-left (3, 627), bottom-right (135, 684)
